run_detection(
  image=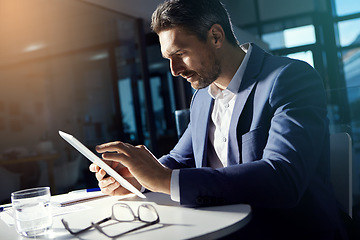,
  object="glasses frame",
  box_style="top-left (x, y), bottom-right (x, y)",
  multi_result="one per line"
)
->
top-left (92, 203), bottom-right (160, 238)
top-left (62, 203), bottom-right (160, 237)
